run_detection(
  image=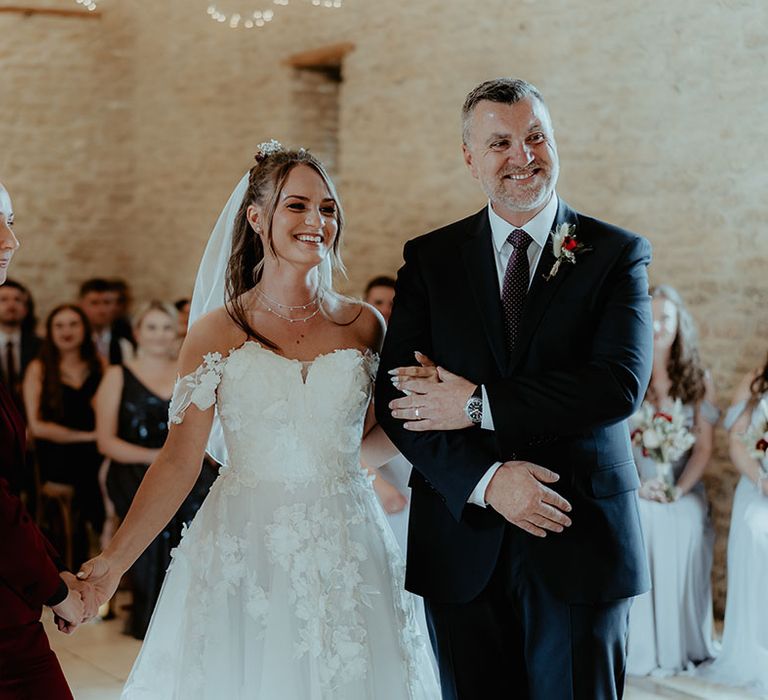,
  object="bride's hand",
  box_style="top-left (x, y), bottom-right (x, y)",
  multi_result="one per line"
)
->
top-left (76, 554), bottom-right (122, 616)
top-left (389, 351), bottom-right (438, 395)
top-left (373, 475), bottom-right (408, 514)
